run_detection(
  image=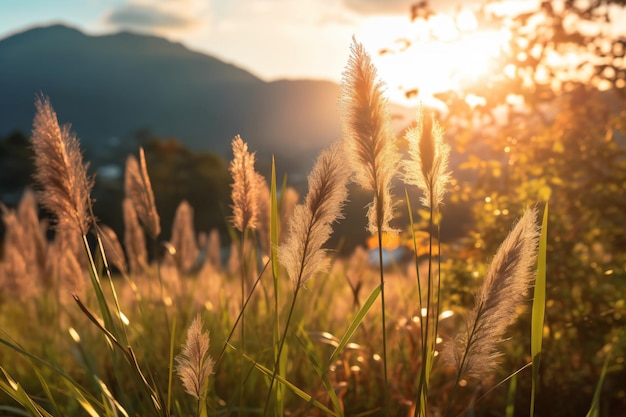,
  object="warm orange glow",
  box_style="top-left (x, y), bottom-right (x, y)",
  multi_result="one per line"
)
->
top-left (360, 10), bottom-right (511, 107)
top-left (366, 232), bottom-right (401, 251)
